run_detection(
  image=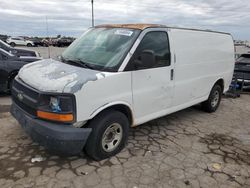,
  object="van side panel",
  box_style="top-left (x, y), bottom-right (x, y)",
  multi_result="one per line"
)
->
top-left (170, 29), bottom-right (234, 107)
top-left (75, 72), bottom-right (133, 122)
